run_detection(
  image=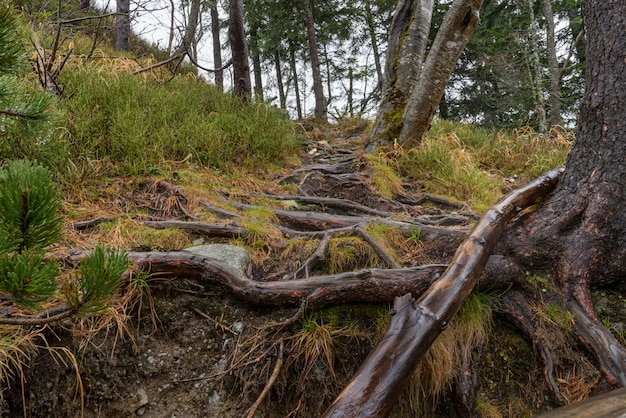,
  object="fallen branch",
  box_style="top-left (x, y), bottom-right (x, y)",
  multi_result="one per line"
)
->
top-left (322, 168), bottom-right (563, 418)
